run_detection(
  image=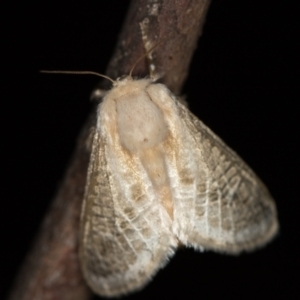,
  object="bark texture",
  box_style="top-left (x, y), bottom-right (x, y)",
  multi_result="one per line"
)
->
top-left (8, 1), bottom-right (211, 299)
